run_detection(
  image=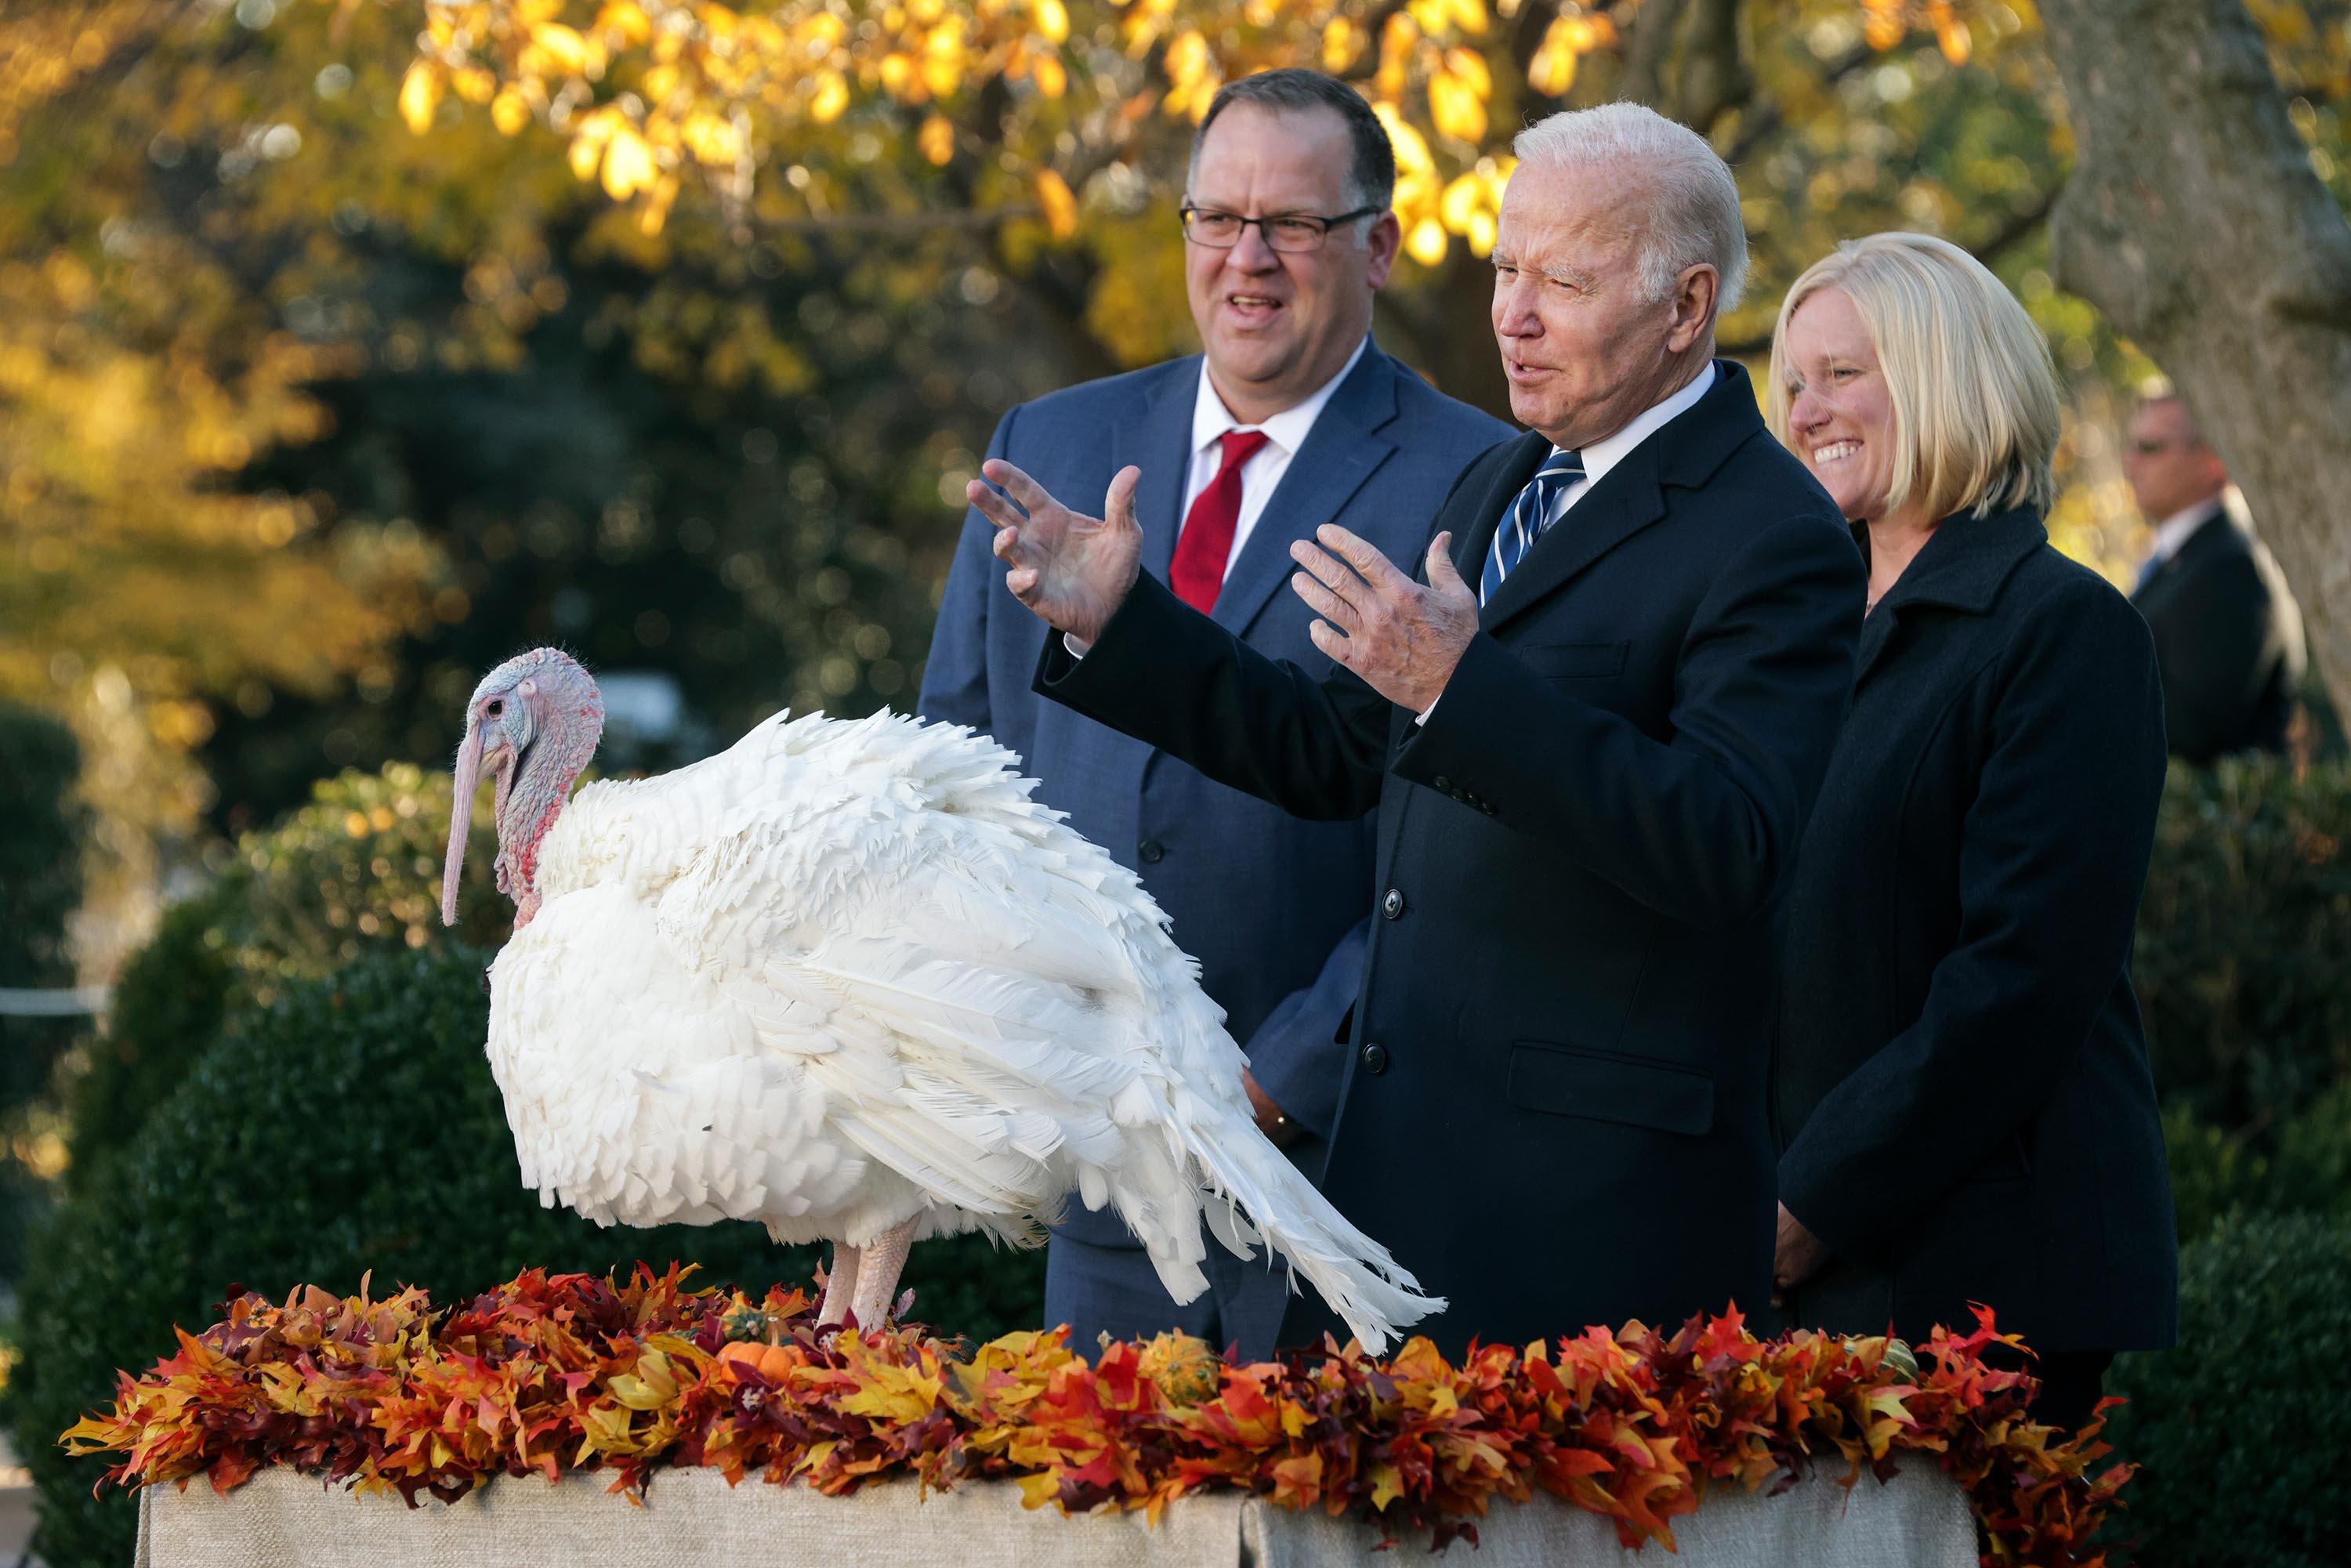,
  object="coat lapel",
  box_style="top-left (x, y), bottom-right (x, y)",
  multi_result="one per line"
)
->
top-left (1121, 357), bottom-right (1204, 585)
top-left (1450, 431), bottom-right (1550, 590)
top-left (1471, 360), bottom-right (1761, 635)
top-left (1211, 349), bottom-right (1401, 637)
top-left (1855, 505), bottom-right (2049, 684)
top-left (1478, 459), bottom-right (1669, 633)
